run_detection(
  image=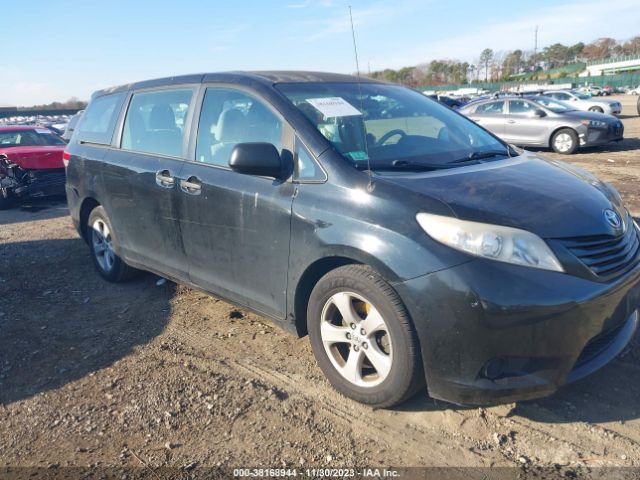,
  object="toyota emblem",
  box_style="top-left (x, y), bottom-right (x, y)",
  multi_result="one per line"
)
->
top-left (604, 209), bottom-right (622, 229)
